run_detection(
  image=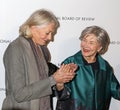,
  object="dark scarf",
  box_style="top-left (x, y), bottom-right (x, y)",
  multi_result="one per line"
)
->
top-left (27, 38), bottom-right (59, 110)
top-left (27, 38), bottom-right (52, 110)
top-left (28, 38), bottom-right (58, 76)
top-left (27, 38), bottom-right (50, 79)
